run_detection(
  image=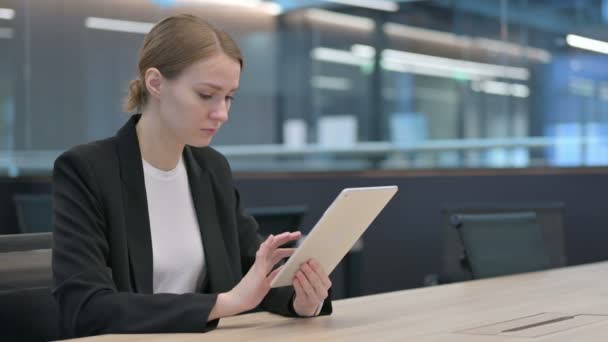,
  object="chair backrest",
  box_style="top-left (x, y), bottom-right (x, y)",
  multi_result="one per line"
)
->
top-left (0, 249), bottom-right (52, 291)
top-left (450, 212), bottom-right (551, 279)
top-left (0, 233), bottom-right (53, 253)
top-left (247, 205), bottom-right (308, 248)
top-left (247, 205), bottom-right (307, 235)
top-left (0, 249), bottom-right (59, 341)
top-left (14, 194), bottom-right (53, 233)
top-left (441, 202), bottom-right (566, 282)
